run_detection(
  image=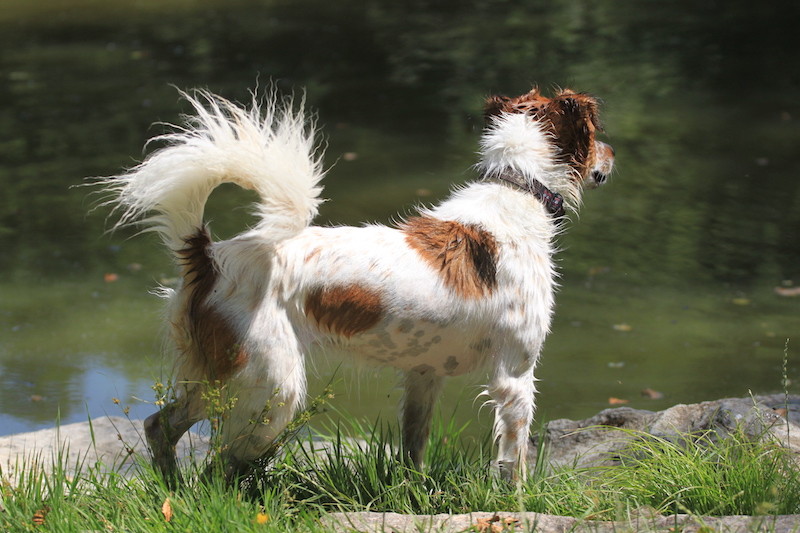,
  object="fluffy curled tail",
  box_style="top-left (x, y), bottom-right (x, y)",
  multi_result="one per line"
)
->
top-left (100, 89), bottom-right (325, 252)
